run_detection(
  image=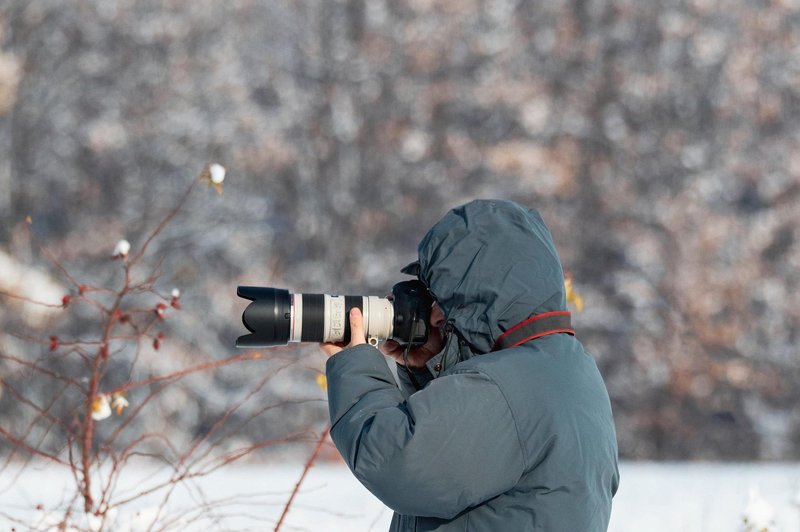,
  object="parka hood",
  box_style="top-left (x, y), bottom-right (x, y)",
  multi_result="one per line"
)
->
top-left (413, 200), bottom-right (567, 362)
